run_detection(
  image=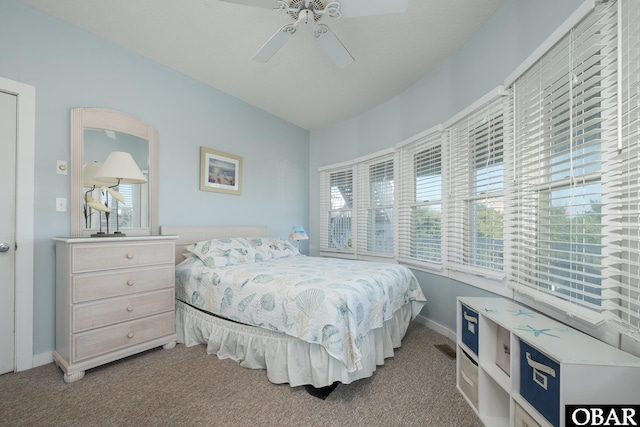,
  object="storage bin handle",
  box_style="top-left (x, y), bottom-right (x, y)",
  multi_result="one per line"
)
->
top-left (525, 352), bottom-right (556, 377)
top-left (463, 311), bottom-right (478, 324)
top-left (460, 370), bottom-right (474, 386)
